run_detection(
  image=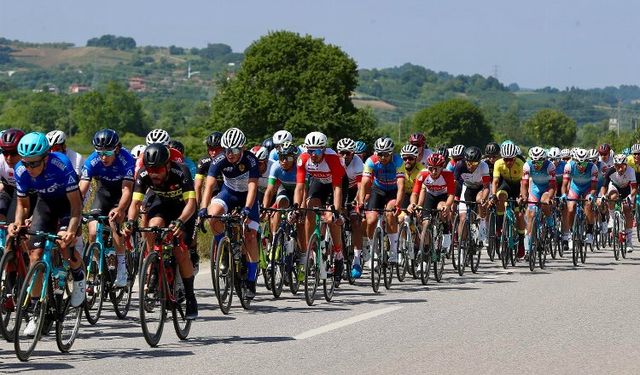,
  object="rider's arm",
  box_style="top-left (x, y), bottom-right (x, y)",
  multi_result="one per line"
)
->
top-left (115, 180), bottom-right (134, 216)
top-left (66, 190), bottom-right (82, 235)
top-left (200, 176), bottom-right (217, 211)
top-left (358, 176), bottom-right (371, 206)
top-left (263, 183), bottom-right (276, 208)
top-left (194, 176), bottom-right (204, 204)
top-left (13, 196), bottom-right (30, 226)
top-left (79, 179), bottom-right (91, 198)
top-left (395, 177), bottom-right (405, 206)
top-left (245, 178), bottom-right (258, 209)
top-left (179, 197), bottom-right (196, 224)
top-left (491, 177), bottom-right (500, 196)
